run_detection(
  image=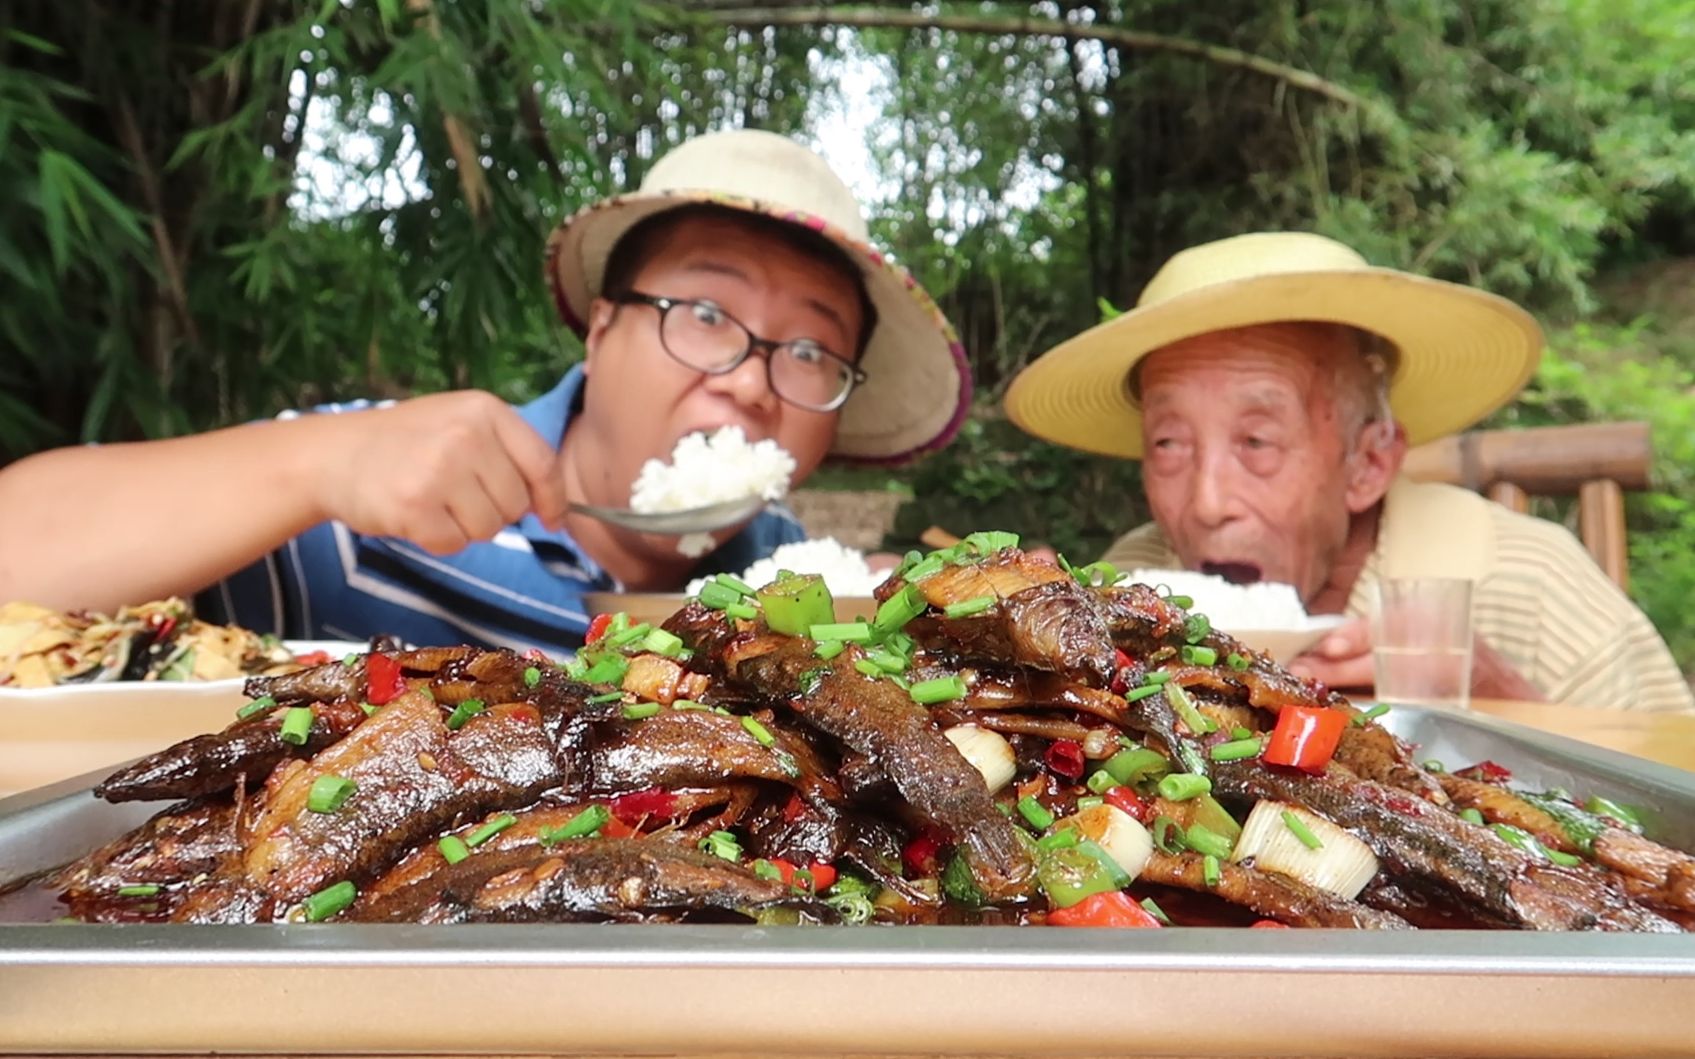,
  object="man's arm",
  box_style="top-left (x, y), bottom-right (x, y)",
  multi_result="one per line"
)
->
top-left (0, 391), bottom-right (570, 613)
